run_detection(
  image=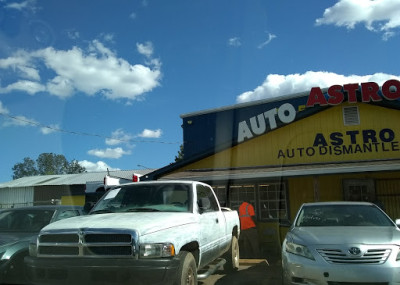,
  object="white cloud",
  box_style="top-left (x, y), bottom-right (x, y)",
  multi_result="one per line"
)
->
top-left (129, 12), bottom-right (137, 19)
top-left (136, 42), bottom-right (154, 58)
top-left (0, 40), bottom-right (162, 101)
top-left (2, 114), bottom-right (39, 127)
top-left (0, 101), bottom-right (9, 115)
top-left (257, 33), bottom-right (276, 49)
top-left (106, 129), bottom-right (134, 146)
top-left (137, 128), bottom-right (162, 138)
top-left (316, 0), bottom-right (400, 39)
top-left (88, 147), bottom-right (132, 159)
top-left (228, 37), bottom-right (241, 47)
top-left (5, 0), bottom-right (33, 11)
top-left (236, 71), bottom-right (400, 103)
top-left (78, 160), bottom-right (120, 172)
top-left (40, 124), bottom-right (60, 135)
